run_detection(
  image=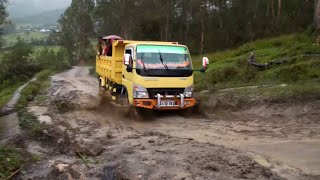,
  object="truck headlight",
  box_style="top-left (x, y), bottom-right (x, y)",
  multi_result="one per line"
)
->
top-left (183, 86), bottom-right (193, 98)
top-left (133, 84), bottom-right (149, 99)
